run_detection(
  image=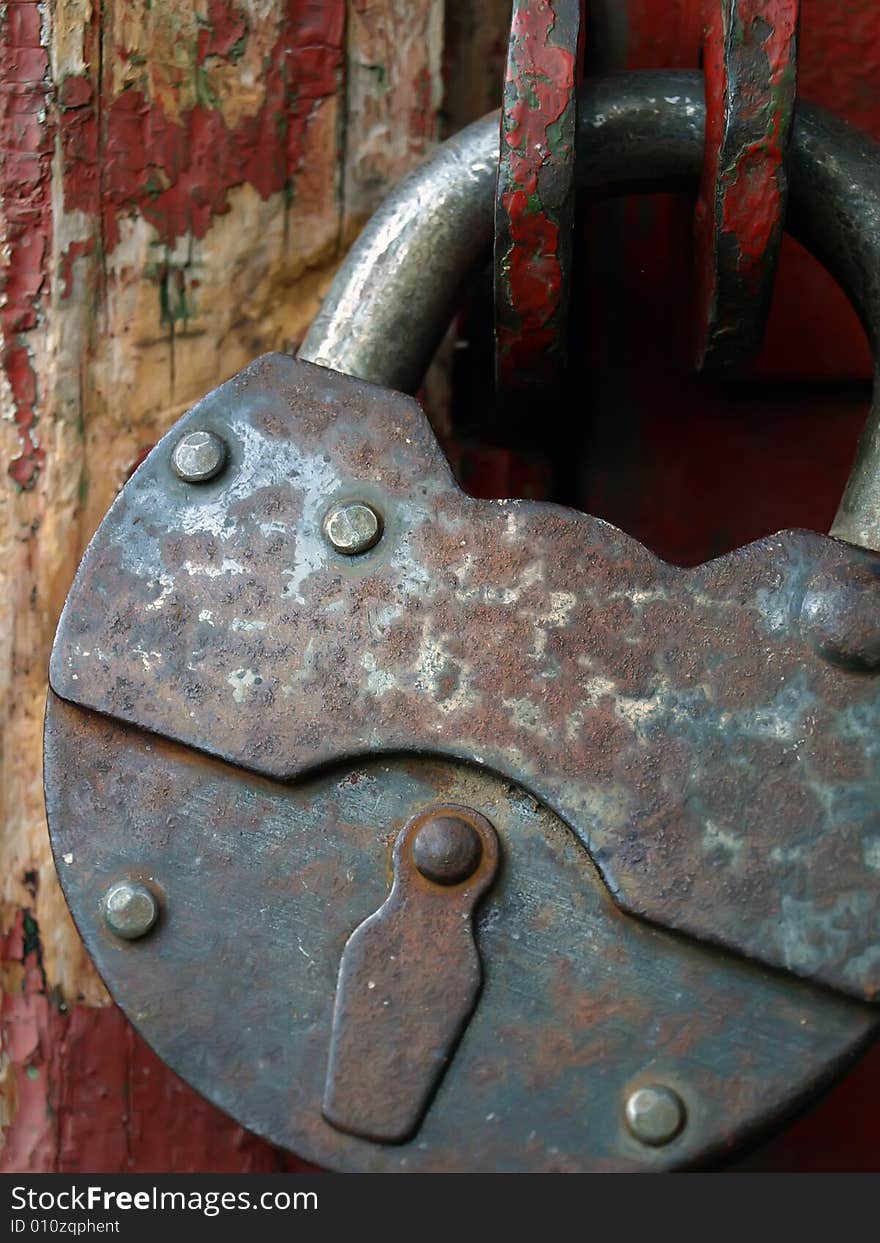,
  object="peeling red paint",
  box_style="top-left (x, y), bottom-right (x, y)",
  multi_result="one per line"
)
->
top-left (694, 0), bottom-right (798, 370)
top-left (502, 12), bottom-right (573, 180)
top-left (0, 1), bottom-right (53, 489)
top-left (60, 4), bottom-right (345, 251)
top-left (1, 905), bottom-right (312, 1173)
top-left (0, 912), bottom-right (57, 1171)
top-left (496, 0), bottom-right (581, 389)
top-left (3, 2), bottom-right (348, 491)
top-left (619, 0), bottom-right (873, 382)
top-left (197, 0), bottom-right (250, 62)
top-left (719, 145), bottom-right (782, 267)
top-left (716, 1), bottom-right (798, 270)
top-left (498, 191), bottom-right (562, 372)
